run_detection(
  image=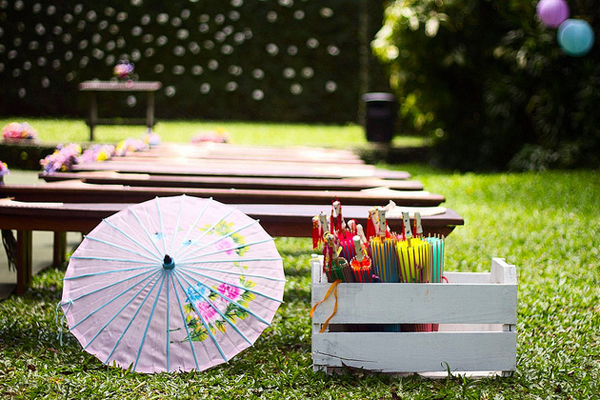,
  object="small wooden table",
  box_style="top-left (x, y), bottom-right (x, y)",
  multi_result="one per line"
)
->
top-left (79, 80), bottom-right (162, 141)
